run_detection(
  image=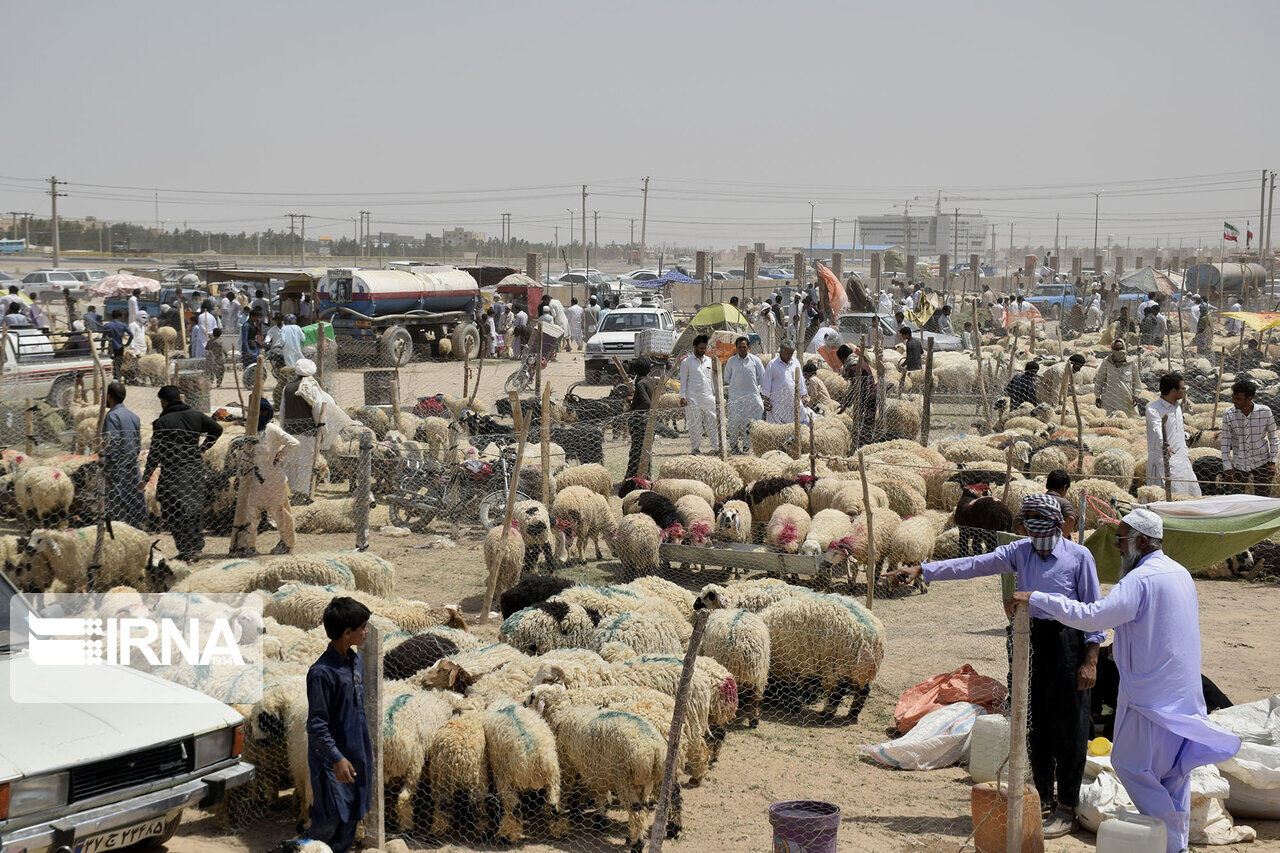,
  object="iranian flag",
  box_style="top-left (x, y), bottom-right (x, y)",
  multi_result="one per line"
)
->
top-left (1224, 222), bottom-right (1240, 242)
